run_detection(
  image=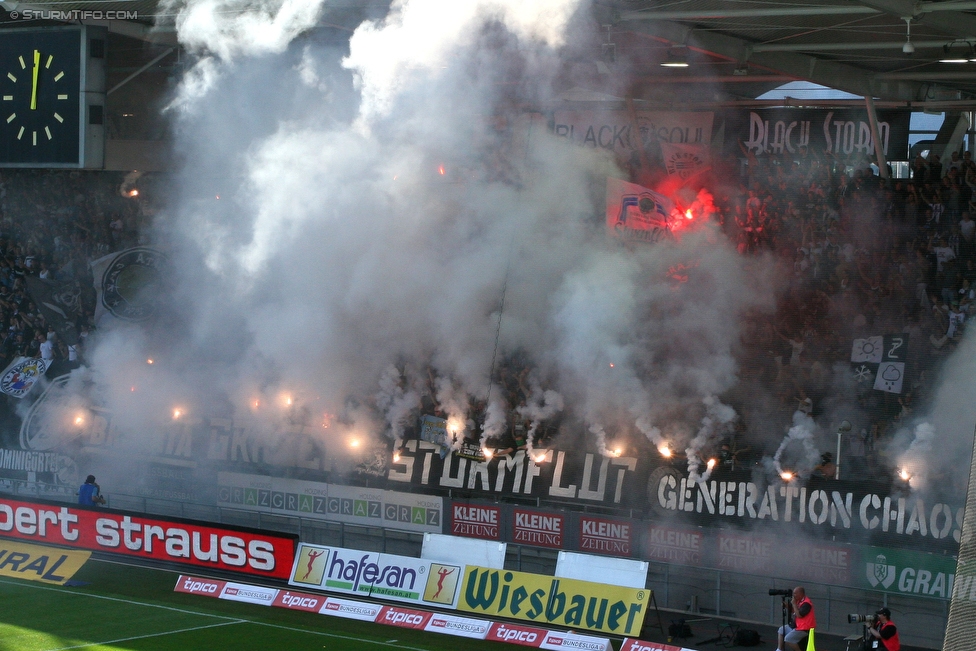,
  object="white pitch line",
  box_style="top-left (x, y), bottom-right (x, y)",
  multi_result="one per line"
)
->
top-left (43, 620), bottom-right (244, 651)
top-left (0, 577), bottom-right (238, 620)
top-left (245, 620), bottom-right (432, 651)
top-left (0, 577), bottom-right (435, 651)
